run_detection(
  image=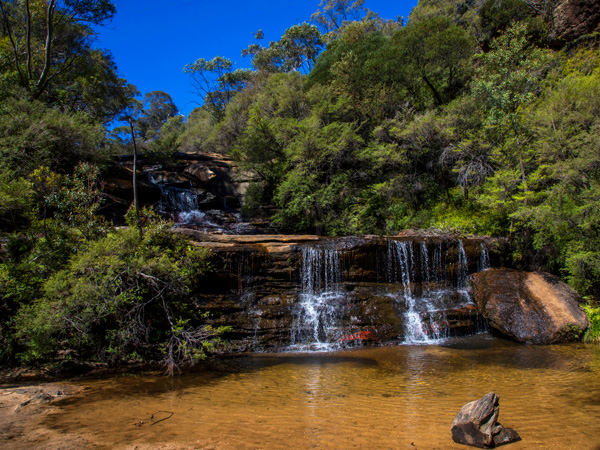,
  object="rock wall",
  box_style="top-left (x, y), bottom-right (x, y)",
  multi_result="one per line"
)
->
top-left (179, 232), bottom-right (504, 352)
